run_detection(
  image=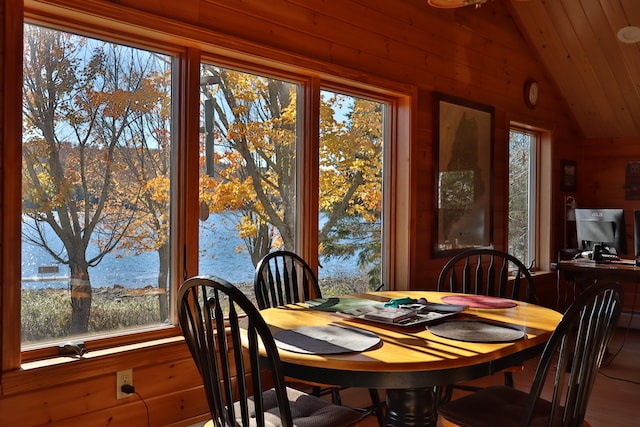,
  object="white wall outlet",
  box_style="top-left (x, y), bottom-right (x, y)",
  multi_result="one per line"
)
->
top-left (116, 368), bottom-right (133, 399)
